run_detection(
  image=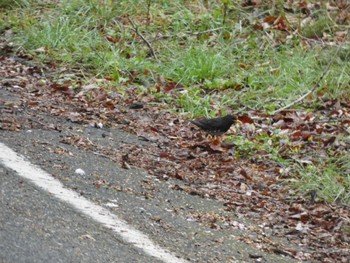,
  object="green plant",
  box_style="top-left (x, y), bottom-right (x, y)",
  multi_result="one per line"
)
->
top-left (302, 15), bottom-right (334, 38)
top-left (175, 88), bottom-right (213, 117)
top-left (226, 130), bottom-right (288, 162)
top-left (0, 0), bottom-right (30, 8)
top-left (294, 156), bottom-right (350, 204)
